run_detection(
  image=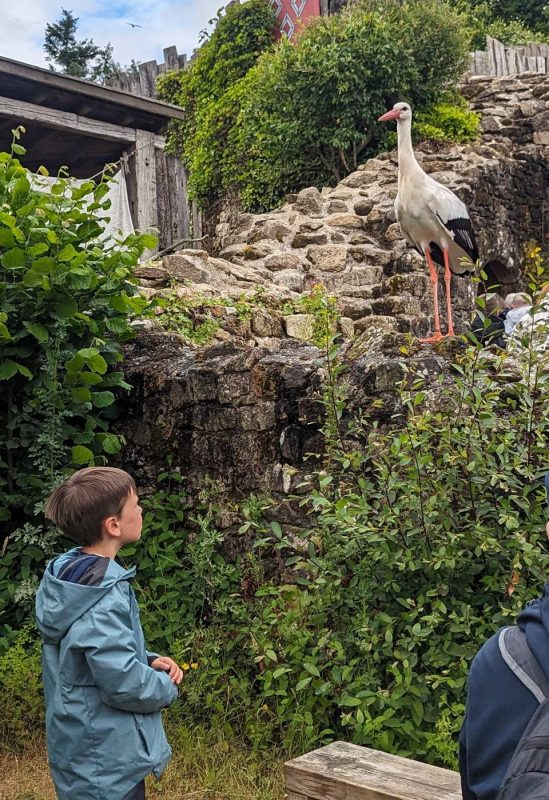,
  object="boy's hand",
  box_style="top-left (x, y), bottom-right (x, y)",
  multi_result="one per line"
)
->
top-left (150, 656), bottom-right (184, 685)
